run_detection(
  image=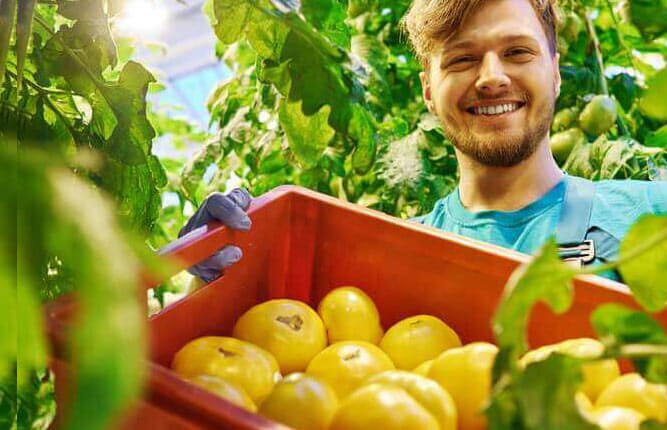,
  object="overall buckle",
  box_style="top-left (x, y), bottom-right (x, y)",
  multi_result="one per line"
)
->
top-left (558, 239), bottom-right (596, 268)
